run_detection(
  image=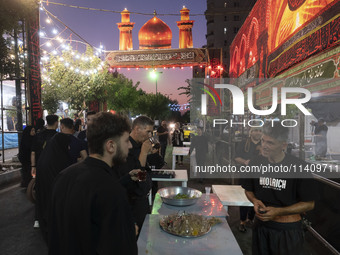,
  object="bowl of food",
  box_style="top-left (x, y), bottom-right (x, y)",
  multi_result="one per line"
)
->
top-left (159, 212), bottom-right (222, 237)
top-left (158, 186), bottom-right (202, 206)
